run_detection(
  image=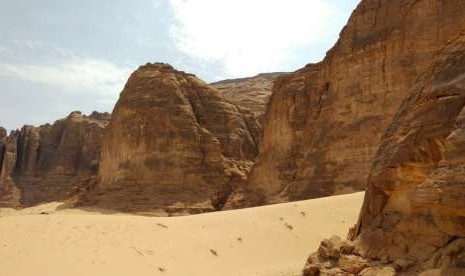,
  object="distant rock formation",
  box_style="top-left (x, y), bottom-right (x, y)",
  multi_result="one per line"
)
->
top-left (0, 127), bottom-right (21, 207)
top-left (0, 67), bottom-right (276, 211)
top-left (0, 127), bottom-right (6, 139)
top-left (0, 112), bottom-right (110, 207)
top-left (246, 0), bottom-right (465, 205)
top-left (82, 63), bottom-right (261, 214)
top-left (211, 72), bottom-right (285, 121)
